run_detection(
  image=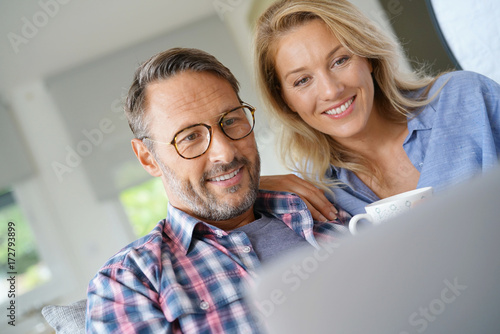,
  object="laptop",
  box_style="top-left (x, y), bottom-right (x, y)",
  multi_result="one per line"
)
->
top-left (247, 166), bottom-right (500, 333)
